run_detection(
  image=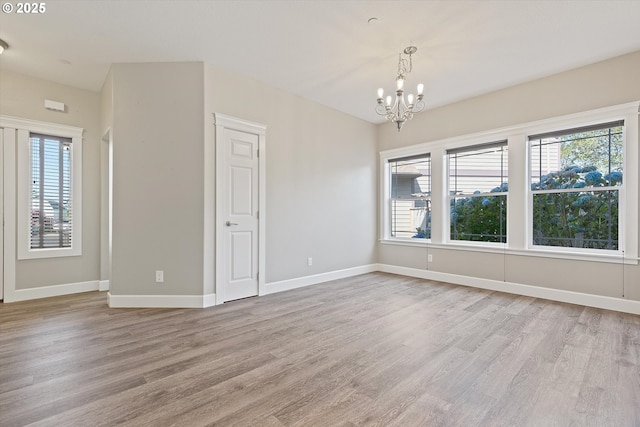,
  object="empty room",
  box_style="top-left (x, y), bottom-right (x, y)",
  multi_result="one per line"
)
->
top-left (1, 1), bottom-right (639, 425)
